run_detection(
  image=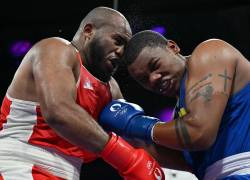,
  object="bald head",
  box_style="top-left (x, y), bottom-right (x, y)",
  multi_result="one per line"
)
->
top-left (79, 7), bottom-right (130, 31)
top-left (72, 6), bottom-right (131, 44)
